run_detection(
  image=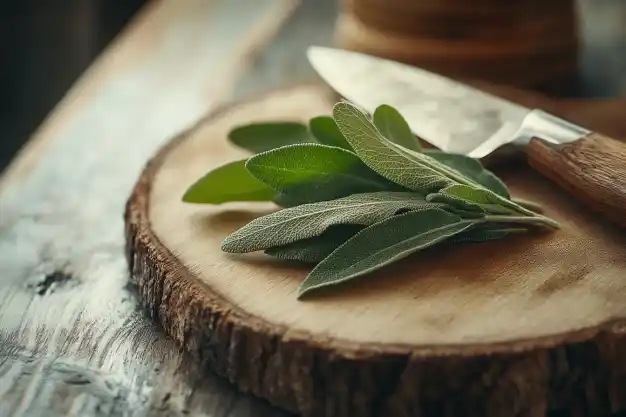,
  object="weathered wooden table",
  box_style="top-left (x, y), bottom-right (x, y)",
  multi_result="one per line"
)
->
top-left (0, 1), bottom-right (624, 416)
